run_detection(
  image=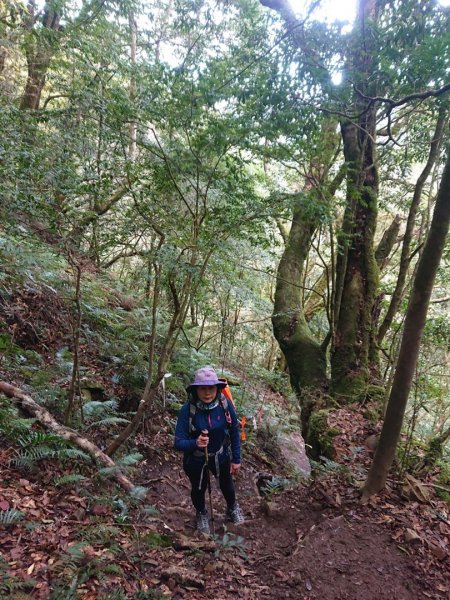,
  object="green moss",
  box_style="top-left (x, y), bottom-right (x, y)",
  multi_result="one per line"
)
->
top-left (362, 404), bottom-right (381, 423)
top-left (396, 438), bottom-right (426, 470)
top-left (332, 372), bottom-right (368, 404)
top-left (424, 436), bottom-right (444, 466)
top-left (306, 409), bottom-right (339, 459)
top-left (436, 461), bottom-right (450, 505)
top-left (141, 531), bottom-right (172, 548)
top-left (363, 385), bottom-right (385, 404)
